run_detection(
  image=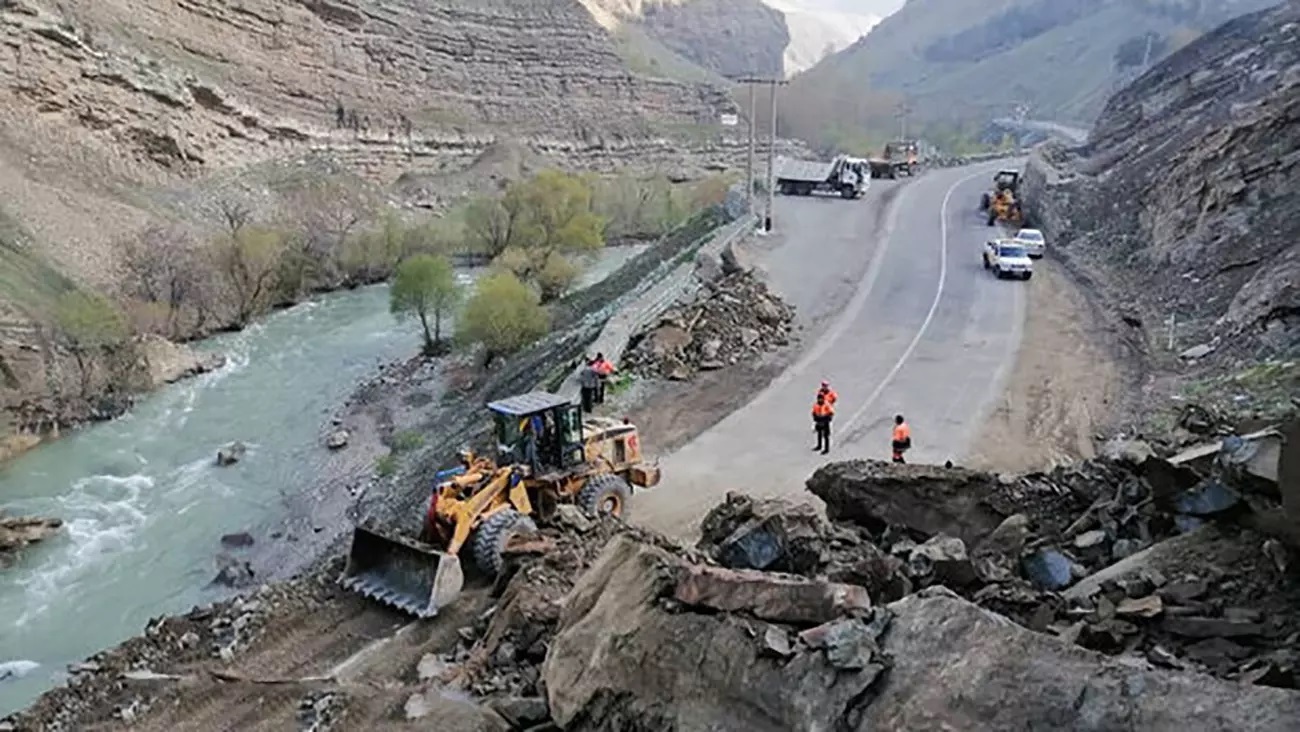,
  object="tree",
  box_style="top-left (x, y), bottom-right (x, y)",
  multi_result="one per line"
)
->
top-left (219, 226), bottom-right (285, 326)
top-left (286, 178), bottom-right (373, 287)
top-left (390, 254), bottom-right (462, 356)
top-left (496, 171), bottom-right (605, 300)
top-left (457, 272), bottom-right (549, 365)
top-left (463, 195), bottom-right (520, 257)
top-left (117, 225), bottom-right (210, 338)
top-left (53, 290), bottom-right (130, 396)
